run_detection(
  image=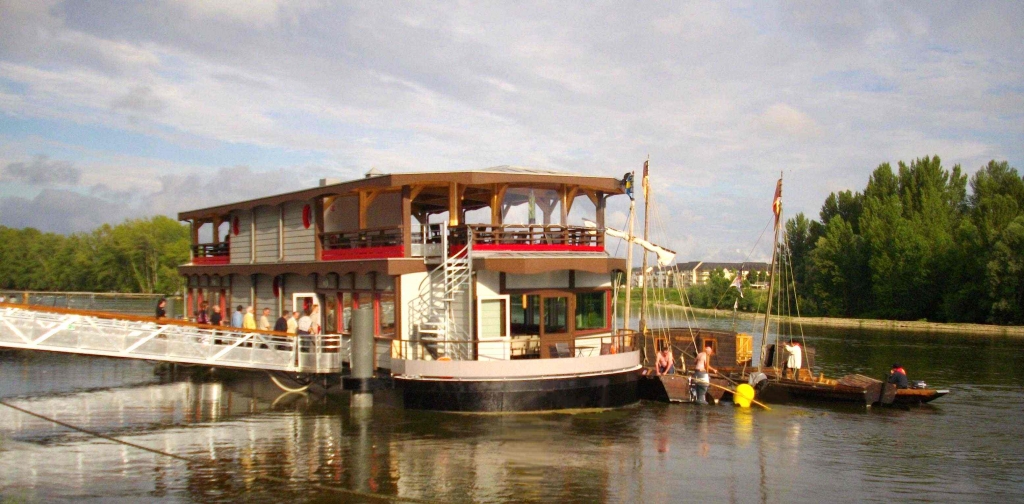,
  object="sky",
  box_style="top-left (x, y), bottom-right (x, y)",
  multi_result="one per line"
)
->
top-left (0, 1), bottom-right (1021, 262)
